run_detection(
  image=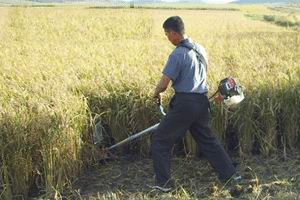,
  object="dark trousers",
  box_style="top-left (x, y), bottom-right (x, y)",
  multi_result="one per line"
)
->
top-left (151, 93), bottom-right (235, 185)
